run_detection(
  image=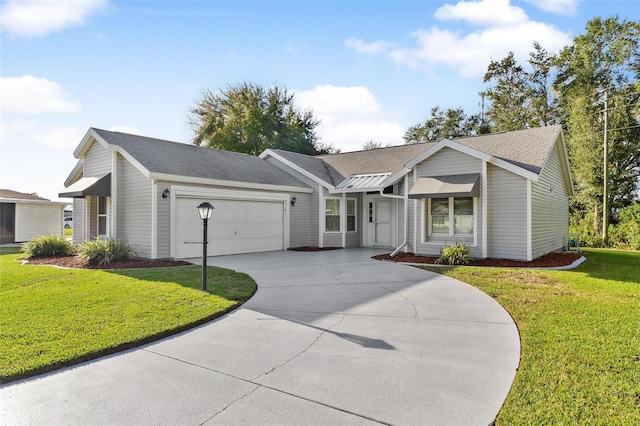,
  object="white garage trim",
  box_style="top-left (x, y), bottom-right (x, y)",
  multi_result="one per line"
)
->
top-left (170, 185), bottom-right (291, 259)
